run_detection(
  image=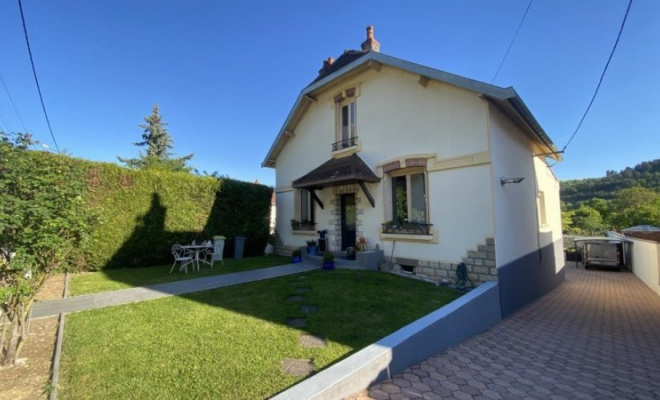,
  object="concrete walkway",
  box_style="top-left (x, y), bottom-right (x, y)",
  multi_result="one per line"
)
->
top-left (31, 263), bottom-right (318, 319)
top-left (352, 267), bottom-right (660, 400)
